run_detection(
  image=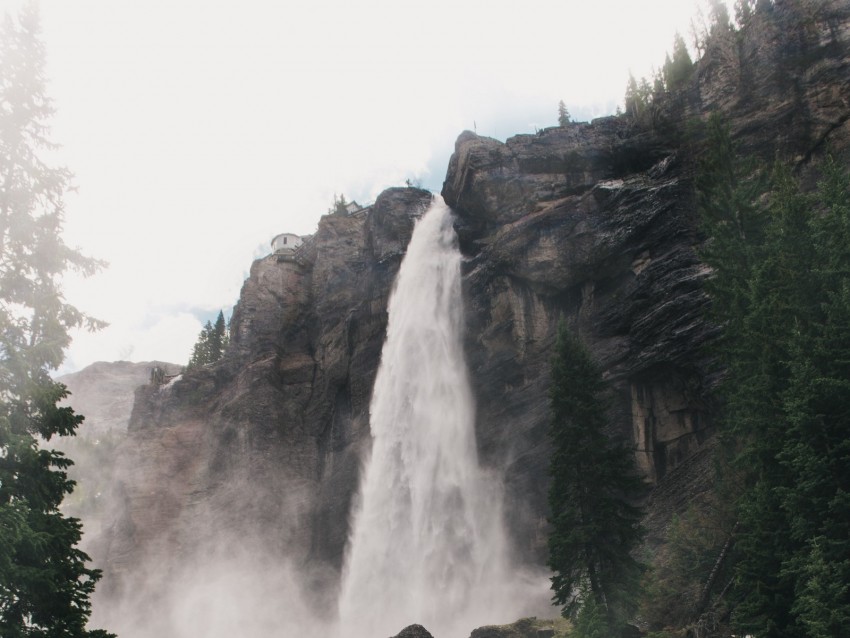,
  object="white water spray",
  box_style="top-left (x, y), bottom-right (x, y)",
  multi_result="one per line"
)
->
top-left (338, 198), bottom-right (547, 638)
